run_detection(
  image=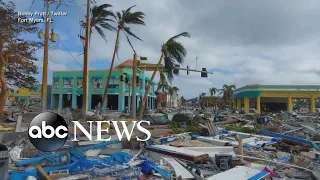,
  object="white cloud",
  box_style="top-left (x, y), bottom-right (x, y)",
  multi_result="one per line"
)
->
top-left (7, 0), bottom-right (320, 99)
